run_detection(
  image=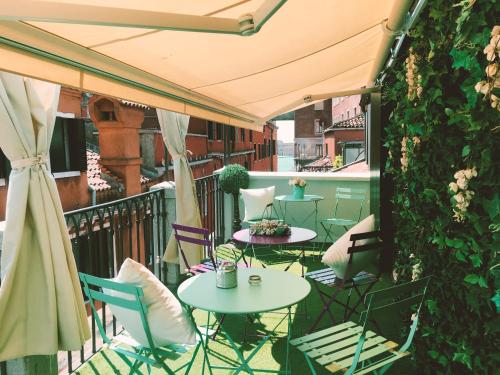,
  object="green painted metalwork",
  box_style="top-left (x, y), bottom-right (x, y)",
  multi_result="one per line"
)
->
top-left (291, 276), bottom-right (432, 374)
top-left (178, 268), bottom-right (310, 374)
top-left (321, 187), bottom-right (366, 244)
top-left (79, 272), bottom-right (211, 375)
